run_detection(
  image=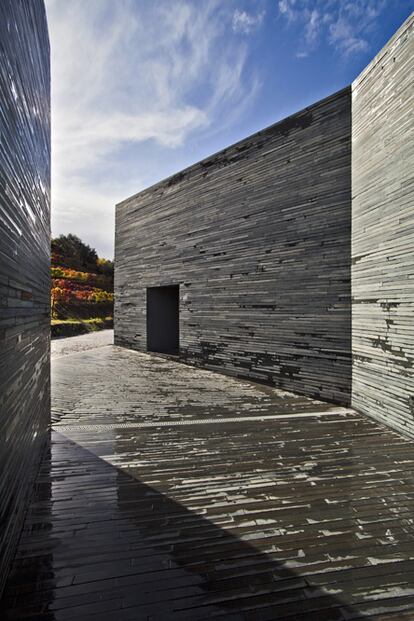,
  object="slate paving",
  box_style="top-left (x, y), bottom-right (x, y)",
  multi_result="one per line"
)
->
top-left (1, 338), bottom-right (414, 620)
top-left (51, 329), bottom-right (114, 358)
